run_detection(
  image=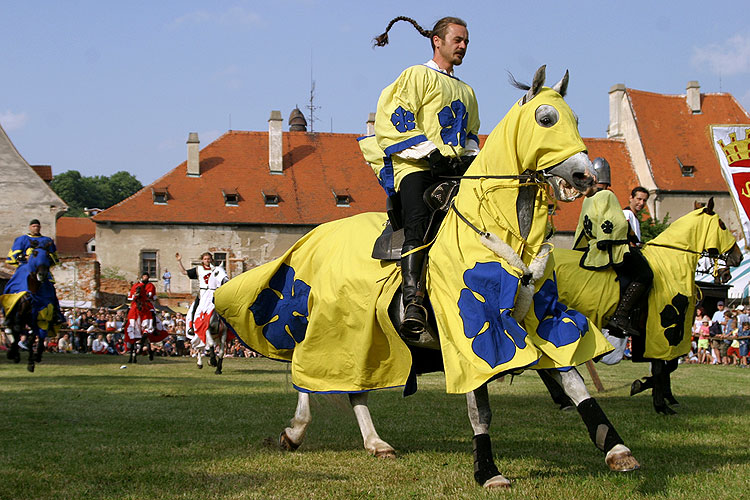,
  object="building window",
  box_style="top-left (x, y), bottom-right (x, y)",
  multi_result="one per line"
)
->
top-left (222, 188), bottom-right (239, 206)
top-left (140, 251), bottom-right (157, 278)
top-left (262, 191), bottom-right (280, 206)
top-left (676, 156), bottom-right (695, 177)
top-left (151, 187), bottom-right (169, 204)
top-left (213, 252), bottom-right (227, 269)
top-left (332, 189), bottom-right (351, 207)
